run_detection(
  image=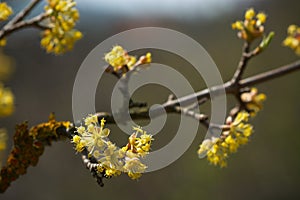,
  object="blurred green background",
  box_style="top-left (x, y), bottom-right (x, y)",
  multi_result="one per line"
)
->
top-left (1, 0), bottom-right (300, 199)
